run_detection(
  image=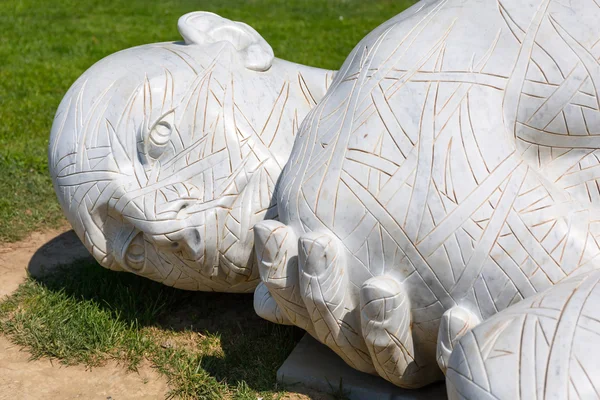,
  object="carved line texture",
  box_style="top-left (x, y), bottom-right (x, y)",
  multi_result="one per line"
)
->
top-left (254, 0), bottom-right (600, 396)
top-left (49, 13), bottom-right (334, 292)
